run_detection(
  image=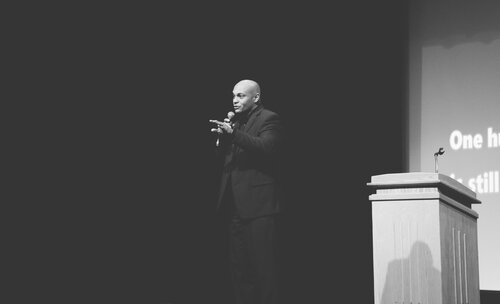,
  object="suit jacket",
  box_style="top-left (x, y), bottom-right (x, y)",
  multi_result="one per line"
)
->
top-left (216, 104), bottom-right (285, 219)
